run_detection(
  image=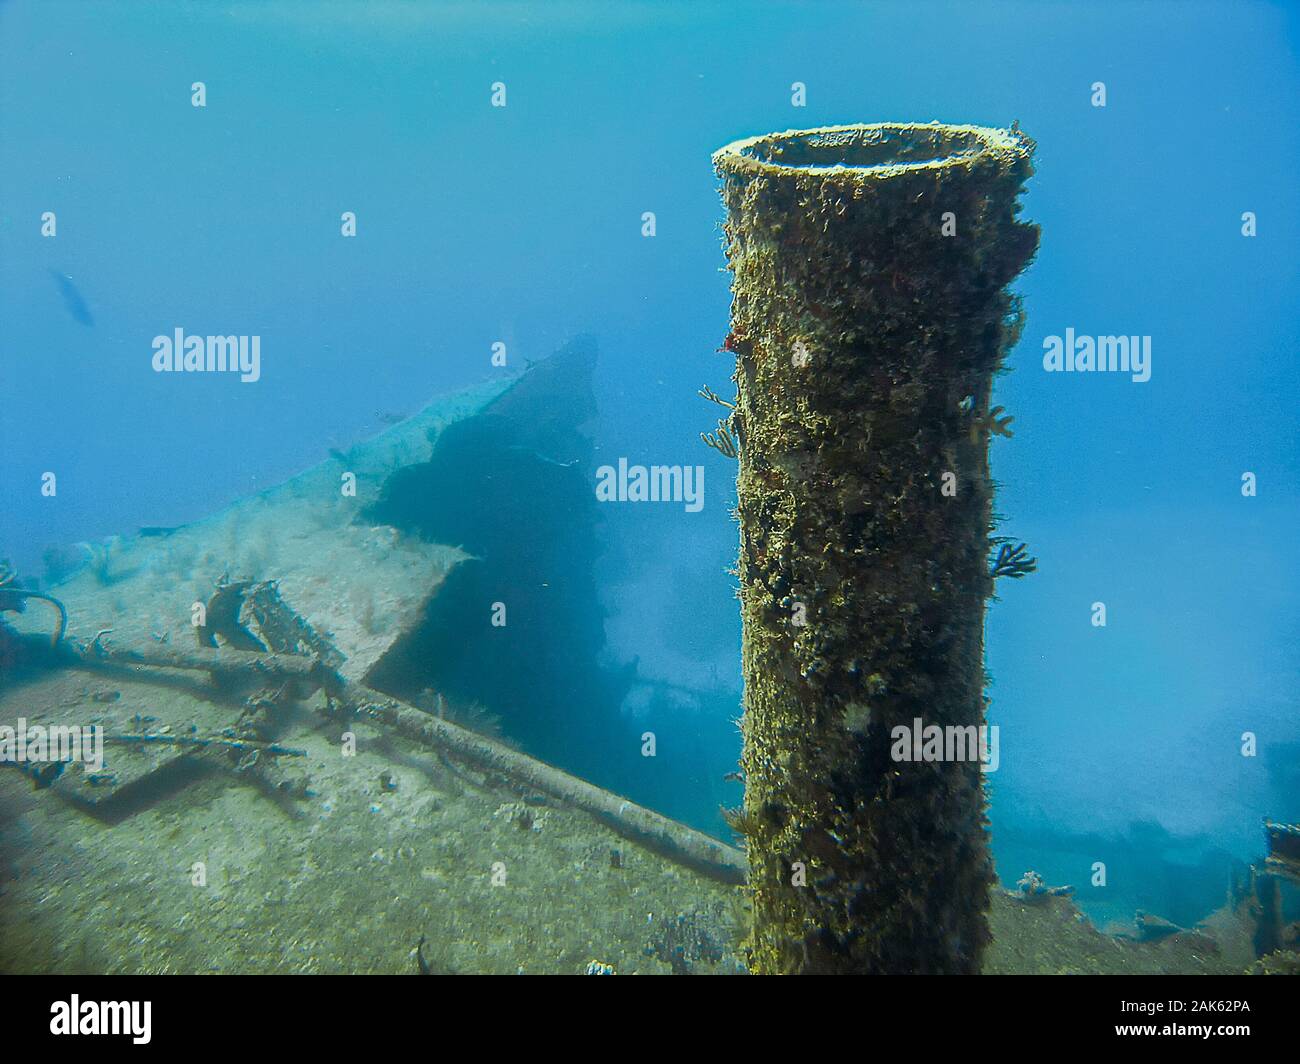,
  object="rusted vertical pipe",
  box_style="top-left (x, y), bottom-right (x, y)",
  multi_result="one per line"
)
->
top-left (713, 123), bottom-right (1038, 973)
